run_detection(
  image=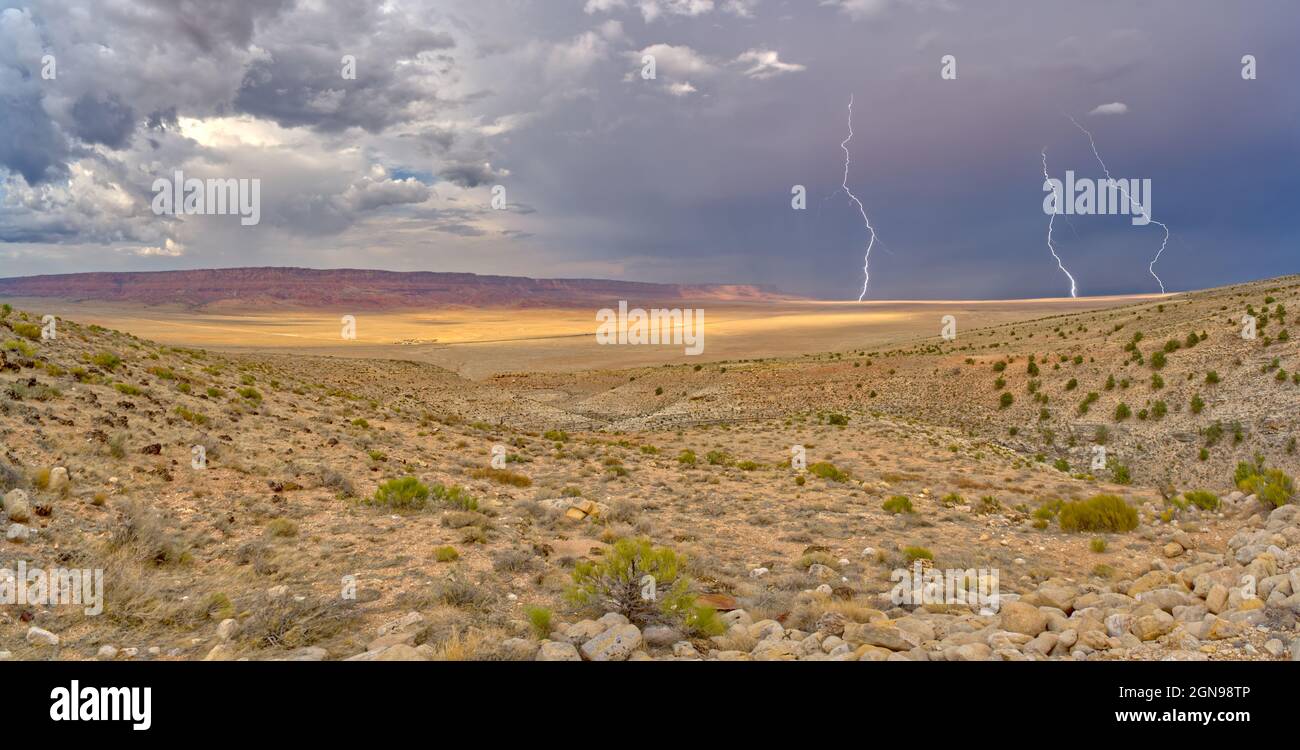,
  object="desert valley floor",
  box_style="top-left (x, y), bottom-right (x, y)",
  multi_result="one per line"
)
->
top-left (2, 277), bottom-right (1299, 661)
